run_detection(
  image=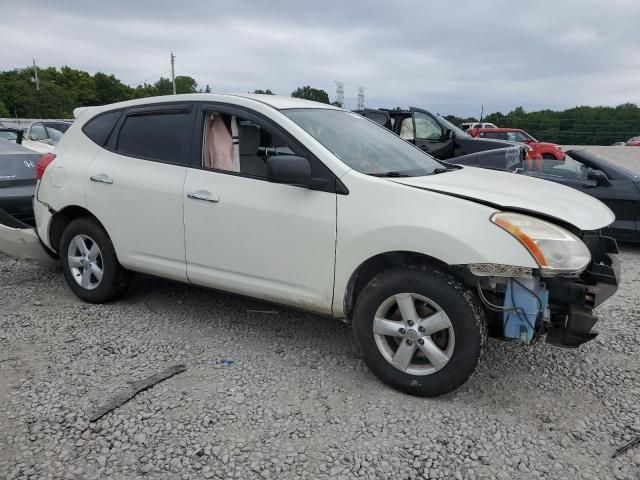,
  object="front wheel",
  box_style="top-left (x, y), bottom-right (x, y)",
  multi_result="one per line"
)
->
top-left (59, 217), bottom-right (130, 303)
top-left (352, 265), bottom-right (486, 397)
